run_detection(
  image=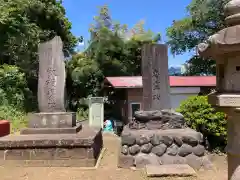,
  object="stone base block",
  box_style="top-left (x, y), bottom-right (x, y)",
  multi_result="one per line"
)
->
top-left (146, 164), bottom-right (196, 177)
top-left (118, 127), bottom-right (214, 170)
top-left (208, 92), bottom-right (240, 107)
top-left (20, 123), bottom-right (82, 135)
top-left (28, 112), bottom-right (76, 128)
top-left (0, 125), bottom-right (103, 167)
